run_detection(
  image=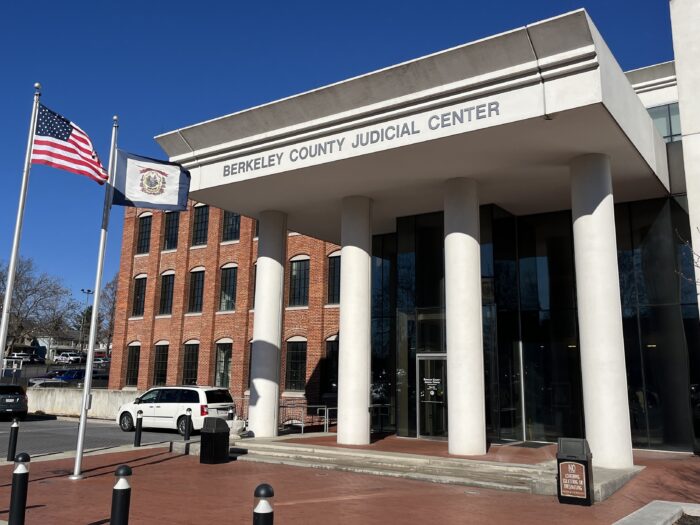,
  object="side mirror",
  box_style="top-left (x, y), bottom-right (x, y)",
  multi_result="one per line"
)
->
top-left (134, 398), bottom-right (141, 405)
